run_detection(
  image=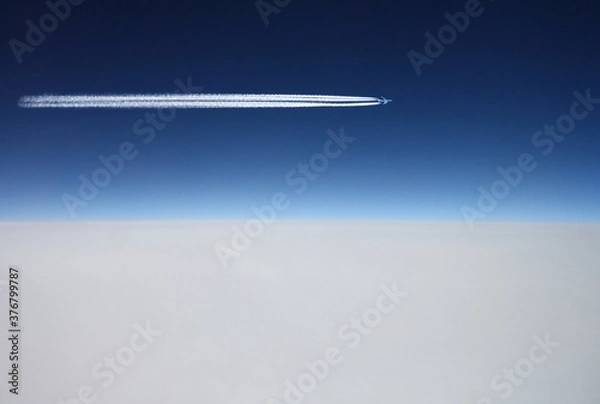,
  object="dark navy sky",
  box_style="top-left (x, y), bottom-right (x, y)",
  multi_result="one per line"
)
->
top-left (1, 0), bottom-right (598, 222)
